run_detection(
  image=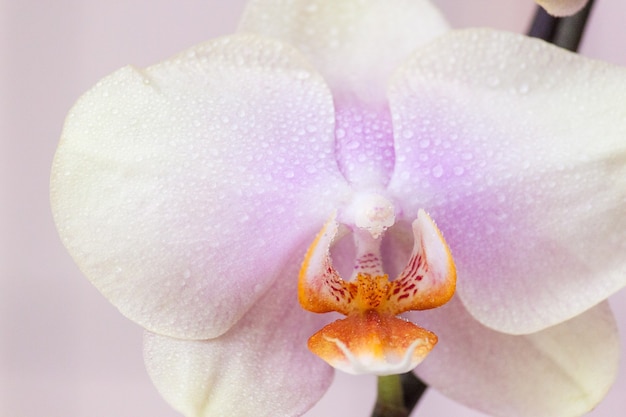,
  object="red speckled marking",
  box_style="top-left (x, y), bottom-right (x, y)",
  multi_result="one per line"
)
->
top-left (298, 210), bottom-right (456, 374)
